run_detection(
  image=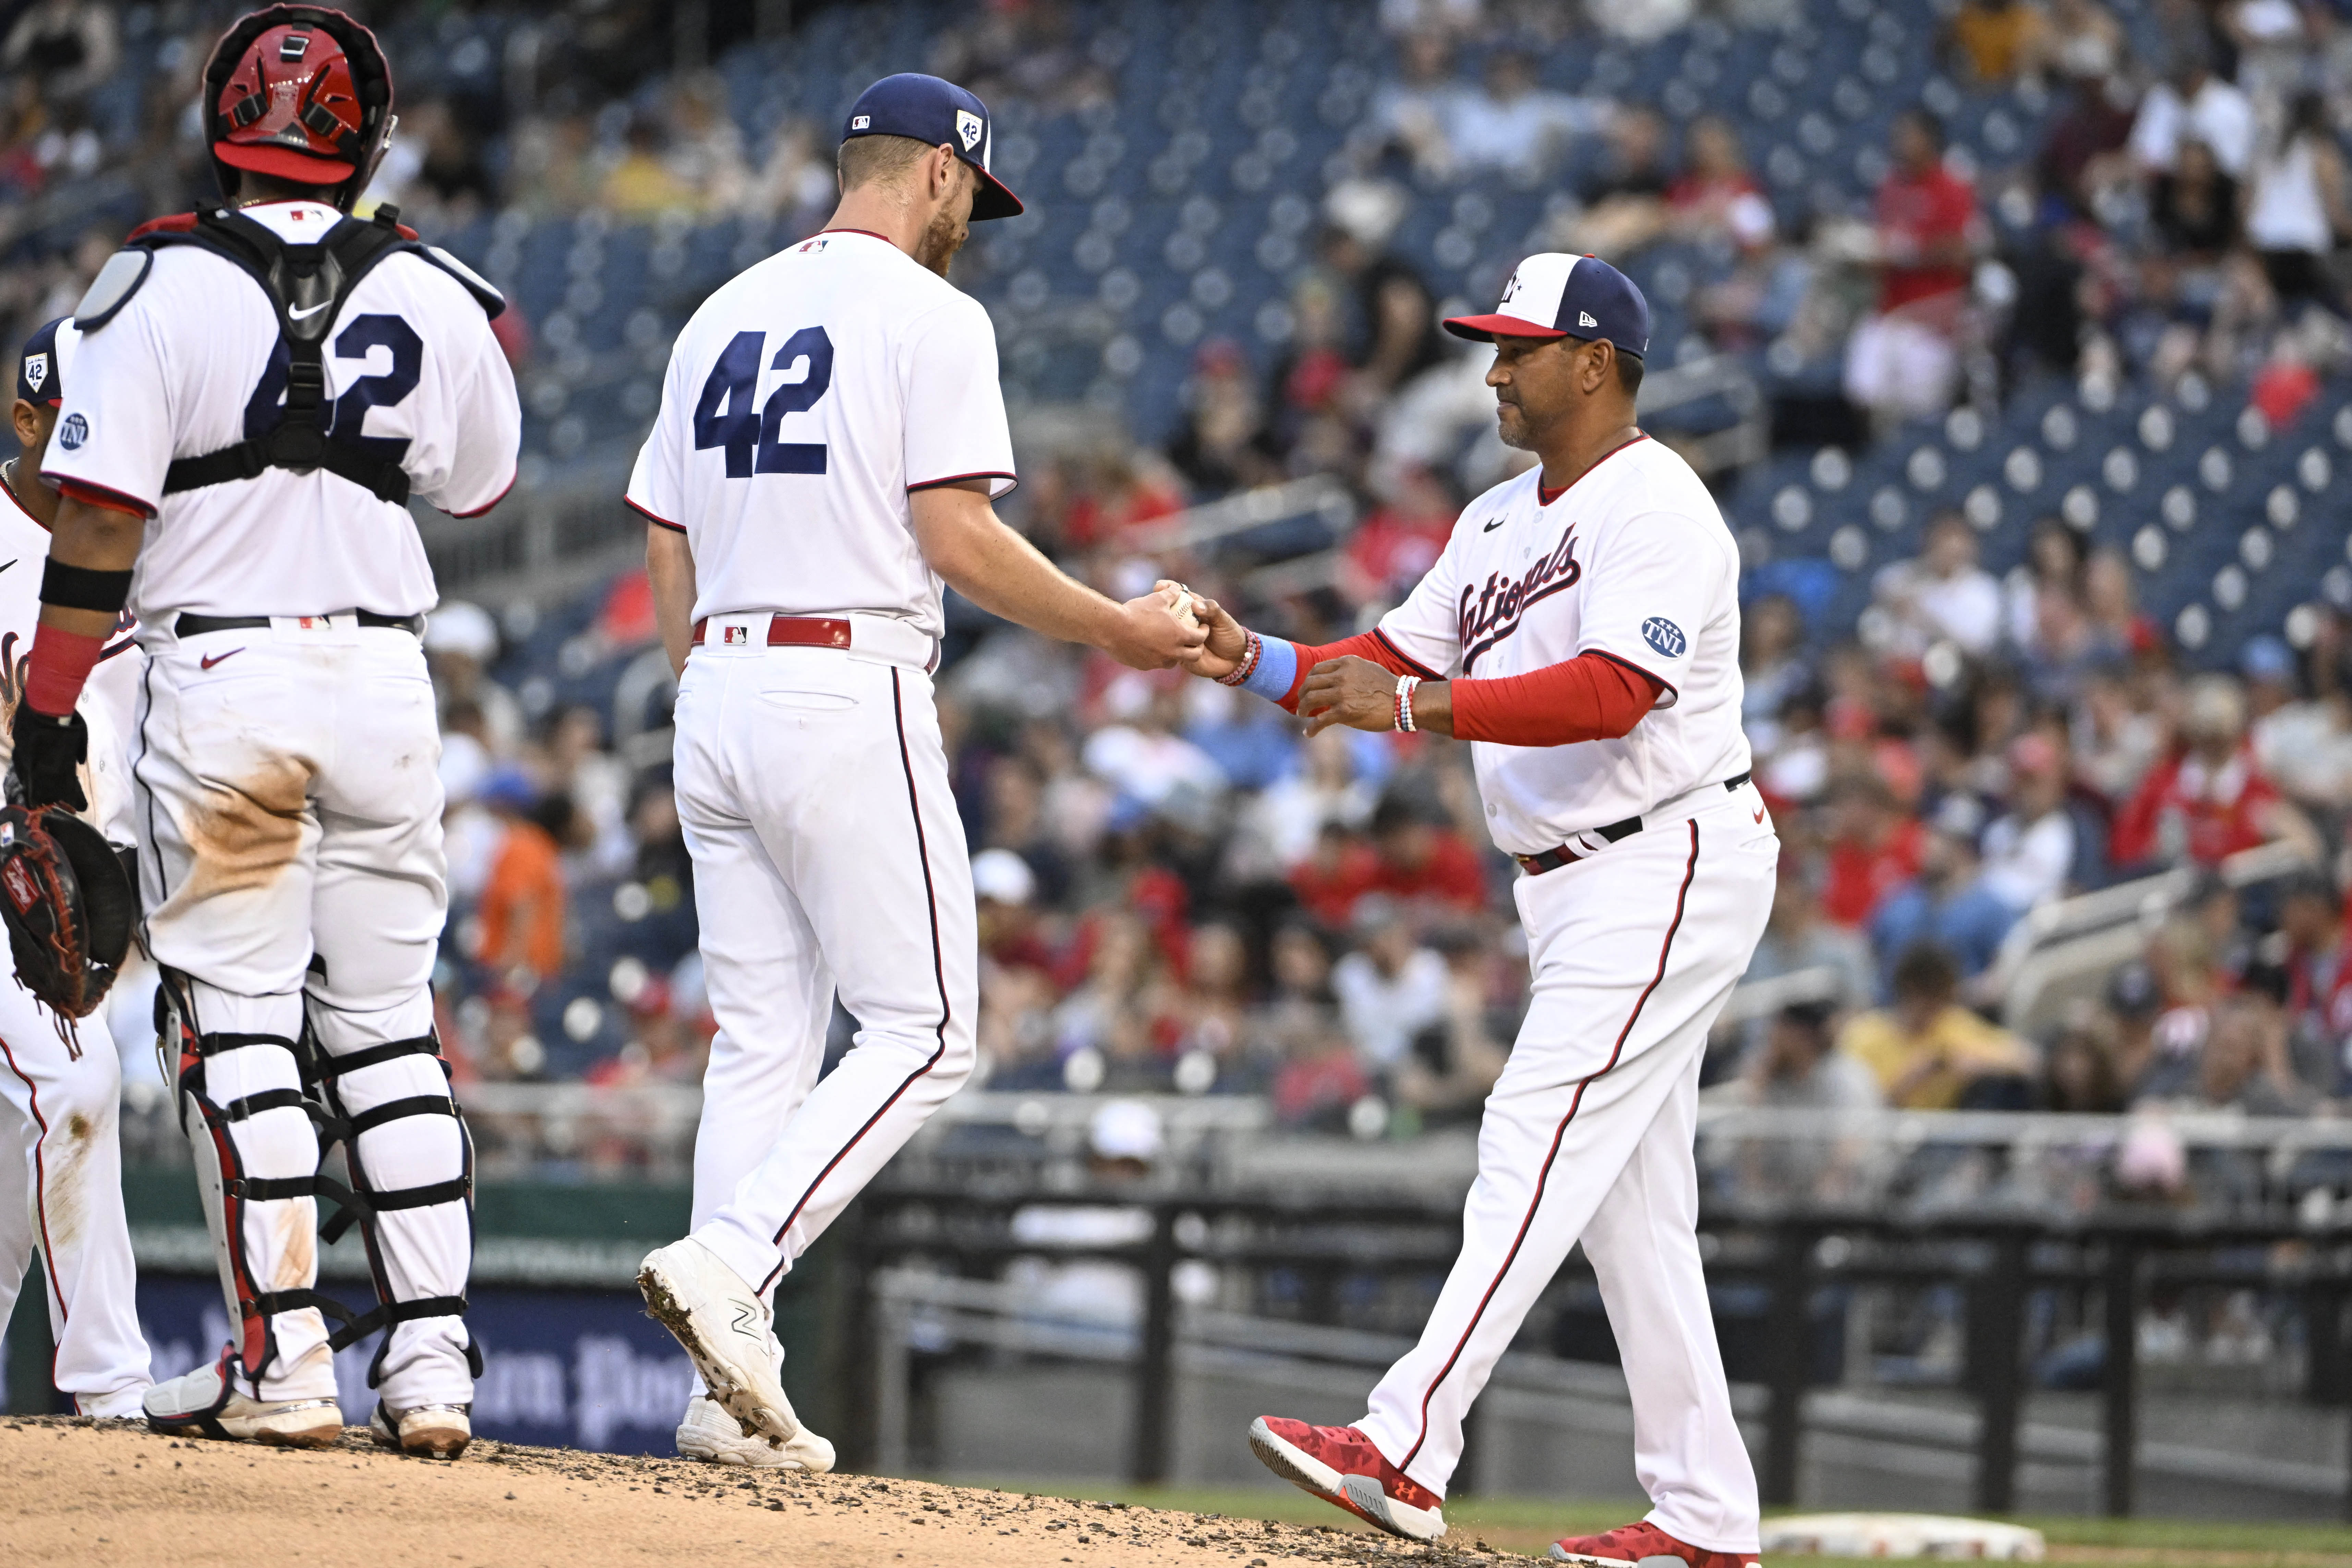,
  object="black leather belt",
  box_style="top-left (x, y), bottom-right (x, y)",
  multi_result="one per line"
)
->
top-left (1514, 772), bottom-right (1753, 877)
top-left (175, 610), bottom-right (424, 637)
